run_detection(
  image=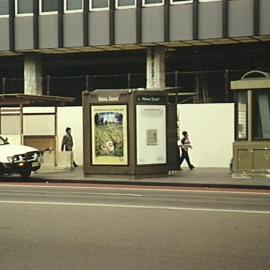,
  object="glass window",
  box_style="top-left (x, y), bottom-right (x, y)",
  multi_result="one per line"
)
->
top-left (236, 92), bottom-right (247, 140)
top-left (170, 0), bottom-right (193, 4)
top-left (143, 0), bottom-right (164, 6)
top-left (90, 0), bottom-right (109, 10)
top-left (253, 91), bottom-right (270, 140)
top-left (116, 0), bottom-right (136, 9)
top-left (16, 0), bottom-right (33, 15)
top-left (40, 0), bottom-right (58, 13)
top-left (65, 0), bottom-right (83, 12)
top-left (0, 0), bottom-right (9, 16)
